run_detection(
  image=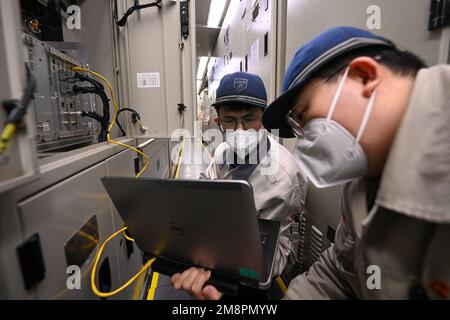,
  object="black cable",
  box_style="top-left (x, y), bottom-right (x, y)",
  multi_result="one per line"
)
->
top-left (72, 84), bottom-right (111, 142)
top-left (115, 0), bottom-right (162, 27)
top-left (75, 73), bottom-right (105, 92)
top-left (80, 111), bottom-right (109, 142)
top-left (73, 73), bottom-right (111, 134)
top-left (116, 108), bottom-right (142, 137)
top-left (71, 74), bottom-right (145, 140)
top-left (72, 84), bottom-right (110, 121)
top-left (4, 66), bottom-right (37, 126)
